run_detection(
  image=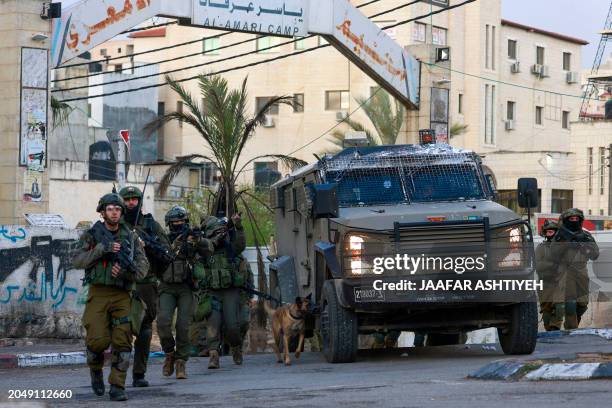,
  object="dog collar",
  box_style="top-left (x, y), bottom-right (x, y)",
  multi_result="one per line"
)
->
top-left (289, 311), bottom-right (304, 320)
